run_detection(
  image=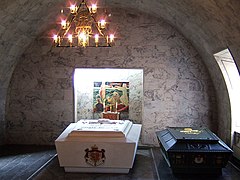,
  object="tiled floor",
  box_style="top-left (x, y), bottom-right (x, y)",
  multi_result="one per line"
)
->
top-left (1, 145), bottom-right (240, 180)
top-left (0, 145), bottom-right (56, 180)
top-left (34, 147), bottom-right (158, 180)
